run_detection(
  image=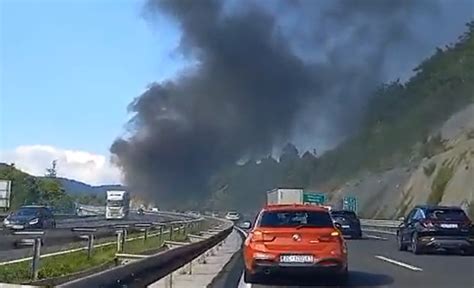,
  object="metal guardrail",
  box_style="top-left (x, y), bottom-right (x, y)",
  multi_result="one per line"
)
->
top-left (58, 218), bottom-right (232, 288)
top-left (360, 219), bottom-right (401, 234)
